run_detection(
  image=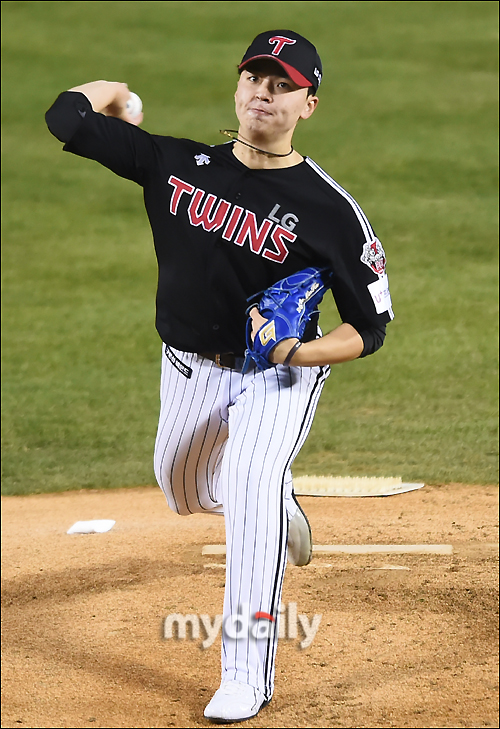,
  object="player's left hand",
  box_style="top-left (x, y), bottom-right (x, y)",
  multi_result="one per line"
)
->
top-left (248, 307), bottom-right (266, 342)
top-left (249, 308), bottom-right (297, 365)
top-left (243, 268), bottom-right (333, 373)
